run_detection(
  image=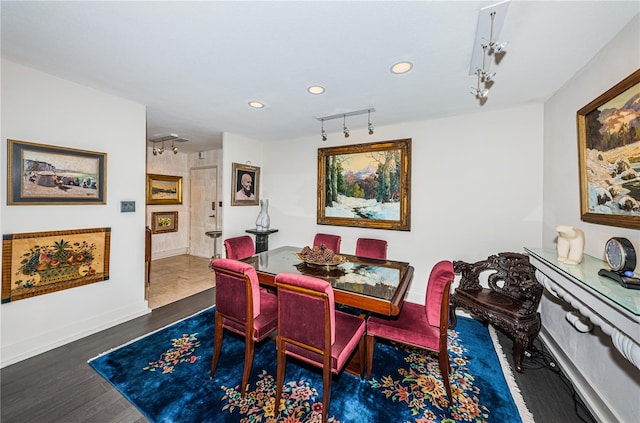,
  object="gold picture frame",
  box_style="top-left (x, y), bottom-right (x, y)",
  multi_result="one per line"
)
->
top-left (151, 211), bottom-right (178, 234)
top-left (577, 69), bottom-right (640, 229)
top-left (317, 138), bottom-right (411, 231)
top-left (146, 174), bottom-right (183, 205)
top-left (7, 139), bottom-right (107, 205)
top-left (231, 162), bottom-right (260, 206)
top-left (2, 227), bottom-right (111, 303)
